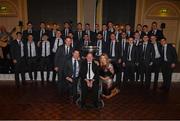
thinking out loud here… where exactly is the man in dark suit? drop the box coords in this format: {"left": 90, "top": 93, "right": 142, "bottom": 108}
{"left": 142, "top": 25, "right": 150, "bottom": 36}
{"left": 80, "top": 34, "right": 94, "bottom": 58}
{"left": 62, "top": 22, "right": 73, "bottom": 39}
{"left": 119, "top": 31, "right": 128, "bottom": 84}
{"left": 37, "top": 34, "right": 51, "bottom": 84}
{"left": 149, "top": 21, "right": 164, "bottom": 41}
{"left": 114, "top": 24, "right": 121, "bottom": 42}
{"left": 37, "top": 21, "right": 50, "bottom": 42}
{"left": 125, "top": 24, "right": 134, "bottom": 37}
{"left": 68, "top": 32, "right": 80, "bottom": 51}
{"left": 74, "top": 23, "right": 84, "bottom": 44}
{"left": 10, "top": 32, "right": 26, "bottom": 87}
{"left": 150, "top": 35, "right": 162, "bottom": 90}
{"left": 54, "top": 36, "right": 74, "bottom": 95}
{"left": 24, "top": 34, "right": 38, "bottom": 83}
{"left": 95, "top": 24, "right": 100, "bottom": 34}
{"left": 100, "top": 24, "right": 111, "bottom": 46}
{"left": 133, "top": 32, "right": 143, "bottom": 82}
{"left": 135, "top": 24, "right": 146, "bottom": 39}
{"left": 79, "top": 52, "right": 99, "bottom": 108}
{"left": 122, "top": 37, "right": 138, "bottom": 84}
{"left": 83, "top": 23, "right": 96, "bottom": 42}
{"left": 95, "top": 33, "right": 107, "bottom": 58}
{"left": 49, "top": 23, "right": 58, "bottom": 39}
{"left": 22, "top": 21, "right": 37, "bottom": 42}
{"left": 107, "top": 21, "right": 115, "bottom": 32}
{"left": 138, "top": 35, "right": 155, "bottom": 89}
{"left": 64, "top": 50, "right": 81, "bottom": 102}
{"left": 160, "top": 38, "right": 177, "bottom": 92}
{"left": 51, "top": 30, "right": 64, "bottom": 83}
{"left": 108, "top": 33, "right": 121, "bottom": 88}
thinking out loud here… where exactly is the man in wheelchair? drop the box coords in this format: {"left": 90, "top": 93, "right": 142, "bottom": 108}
{"left": 79, "top": 52, "right": 100, "bottom": 109}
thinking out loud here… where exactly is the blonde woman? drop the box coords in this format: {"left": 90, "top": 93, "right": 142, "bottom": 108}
{"left": 99, "top": 54, "right": 119, "bottom": 99}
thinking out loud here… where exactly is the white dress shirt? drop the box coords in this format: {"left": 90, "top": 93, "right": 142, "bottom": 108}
{"left": 17, "top": 39, "right": 24, "bottom": 57}
{"left": 41, "top": 41, "right": 50, "bottom": 57}
{"left": 96, "top": 40, "right": 102, "bottom": 56}
{"left": 86, "top": 62, "right": 95, "bottom": 80}
{"left": 153, "top": 43, "right": 161, "bottom": 59}
{"left": 72, "top": 58, "right": 80, "bottom": 78}
{"left": 52, "top": 38, "right": 63, "bottom": 53}
{"left": 27, "top": 41, "right": 36, "bottom": 57}
{"left": 164, "top": 44, "right": 168, "bottom": 61}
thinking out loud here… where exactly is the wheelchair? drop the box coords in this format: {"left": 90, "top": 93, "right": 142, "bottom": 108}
{"left": 76, "top": 78, "right": 105, "bottom": 108}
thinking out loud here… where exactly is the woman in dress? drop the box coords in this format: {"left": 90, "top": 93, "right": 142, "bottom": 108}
{"left": 99, "top": 53, "right": 120, "bottom": 99}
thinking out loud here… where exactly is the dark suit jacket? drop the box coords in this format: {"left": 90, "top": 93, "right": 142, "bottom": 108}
{"left": 24, "top": 41, "right": 38, "bottom": 59}
{"left": 135, "top": 31, "right": 146, "bottom": 39}
{"left": 119, "top": 39, "right": 128, "bottom": 58}
{"left": 74, "top": 30, "right": 85, "bottom": 42}
{"left": 138, "top": 42, "right": 155, "bottom": 64}
{"left": 126, "top": 31, "right": 134, "bottom": 37}
{"left": 152, "top": 42, "right": 162, "bottom": 59}
{"left": 123, "top": 44, "right": 138, "bottom": 63}
{"left": 22, "top": 29, "right": 37, "bottom": 41}
{"left": 37, "top": 29, "right": 50, "bottom": 41}
{"left": 62, "top": 29, "right": 73, "bottom": 39}
{"left": 95, "top": 40, "right": 108, "bottom": 54}
{"left": 99, "top": 30, "right": 111, "bottom": 45}
{"left": 160, "top": 44, "right": 177, "bottom": 64}
{"left": 64, "top": 58, "right": 81, "bottom": 78}
{"left": 54, "top": 45, "right": 74, "bottom": 70}
{"left": 108, "top": 41, "right": 121, "bottom": 60}
{"left": 79, "top": 59, "right": 99, "bottom": 83}
{"left": 70, "top": 38, "right": 80, "bottom": 51}
{"left": 114, "top": 31, "right": 121, "bottom": 41}
{"left": 10, "top": 40, "right": 25, "bottom": 61}
{"left": 37, "top": 41, "right": 52, "bottom": 58}
{"left": 83, "top": 30, "right": 96, "bottom": 42}
{"left": 148, "top": 29, "right": 164, "bottom": 41}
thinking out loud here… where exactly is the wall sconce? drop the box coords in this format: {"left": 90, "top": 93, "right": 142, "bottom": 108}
{"left": 0, "top": 5, "right": 7, "bottom": 12}
{"left": 160, "top": 8, "right": 168, "bottom": 15}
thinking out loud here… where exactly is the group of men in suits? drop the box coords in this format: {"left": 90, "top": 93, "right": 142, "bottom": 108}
{"left": 10, "top": 21, "right": 177, "bottom": 107}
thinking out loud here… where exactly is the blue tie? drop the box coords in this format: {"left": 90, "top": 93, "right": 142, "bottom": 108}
{"left": 73, "top": 60, "right": 77, "bottom": 78}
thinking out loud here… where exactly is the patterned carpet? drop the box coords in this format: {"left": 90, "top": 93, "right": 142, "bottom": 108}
{"left": 0, "top": 81, "right": 180, "bottom": 120}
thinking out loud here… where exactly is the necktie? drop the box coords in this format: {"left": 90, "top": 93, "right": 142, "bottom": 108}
{"left": 111, "top": 42, "right": 115, "bottom": 57}
{"left": 110, "top": 42, "right": 113, "bottom": 56}
{"left": 44, "top": 42, "right": 47, "bottom": 57}
{"left": 18, "top": 41, "right": 21, "bottom": 46}
{"left": 78, "top": 32, "right": 80, "bottom": 40}
{"left": 30, "top": 43, "right": 32, "bottom": 57}
{"left": 73, "top": 60, "right": 77, "bottom": 78}
{"left": 103, "top": 31, "right": 106, "bottom": 41}
{"left": 128, "top": 46, "right": 130, "bottom": 60}
{"left": 162, "top": 46, "right": 165, "bottom": 61}
{"left": 143, "top": 44, "right": 146, "bottom": 59}
{"left": 88, "top": 63, "right": 91, "bottom": 79}
{"left": 97, "top": 41, "right": 100, "bottom": 56}
{"left": 57, "top": 39, "right": 59, "bottom": 48}
{"left": 40, "top": 30, "right": 43, "bottom": 39}
{"left": 66, "top": 46, "right": 69, "bottom": 55}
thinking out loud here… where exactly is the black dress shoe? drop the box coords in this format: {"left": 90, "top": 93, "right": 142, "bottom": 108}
{"left": 80, "top": 104, "right": 87, "bottom": 109}
{"left": 93, "top": 102, "right": 99, "bottom": 109}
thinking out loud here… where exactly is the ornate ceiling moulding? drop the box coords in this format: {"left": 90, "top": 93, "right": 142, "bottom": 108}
{"left": 145, "top": 1, "right": 180, "bottom": 19}
{"left": 0, "top": 0, "right": 18, "bottom": 17}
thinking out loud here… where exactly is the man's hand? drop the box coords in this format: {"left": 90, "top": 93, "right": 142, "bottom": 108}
{"left": 171, "top": 63, "right": 176, "bottom": 68}
{"left": 13, "top": 59, "right": 17, "bottom": 64}
{"left": 118, "top": 59, "right": 122, "bottom": 64}
{"left": 149, "top": 62, "right": 153, "bottom": 66}
{"left": 122, "top": 62, "right": 126, "bottom": 67}
{"left": 66, "top": 77, "right": 73, "bottom": 82}
{"left": 54, "top": 67, "right": 59, "bottom": 72}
